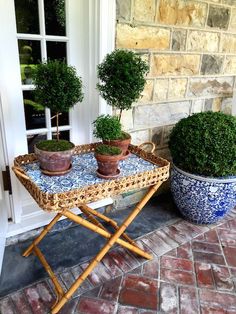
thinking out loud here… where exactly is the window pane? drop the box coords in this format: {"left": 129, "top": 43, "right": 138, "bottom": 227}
{"left": 27, "top": 134, "right": 47, "bottom": 153}
{"left": 47, "top": 41, "right": 67, "bottom": 61}
{"left": 52, "top": 130, "right": 70, "bottom": 141}
{"left": 18, "top": 40, "right": 41, "bottom": 85}
{"left": 44, "top": 0, "right": 66, "bottom": 36}
{"left": 14, "top": 0, "right": 39, "bottom": 34}
{"left": 51, "top": 112, "right": 69, "bottom": 127}
{"left": 23, "top": 91, "right": 46, "bottom": 130}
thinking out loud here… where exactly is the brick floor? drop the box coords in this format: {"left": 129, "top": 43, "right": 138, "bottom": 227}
{"left": 1, "top": 213, "right": 236, "bottom": 313}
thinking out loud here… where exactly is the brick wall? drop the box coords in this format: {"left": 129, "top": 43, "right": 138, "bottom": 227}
{"left": 116, "top": 0, "right": 236, "bottom": 160}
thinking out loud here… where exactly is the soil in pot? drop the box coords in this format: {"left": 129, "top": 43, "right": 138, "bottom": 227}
{"left": 103, "top": 132, "right": 131, "bottom": 160}
{"left": 95, "top": 145, "right": 122, "bottom": 179}
{"left": 35, "top": 140, "right": 75, "bottom": 175}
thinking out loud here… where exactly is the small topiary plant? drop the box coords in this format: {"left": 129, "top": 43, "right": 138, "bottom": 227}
{"left": 93, "top": 114, "right": 122, "bottom": 141}
{"left": 169, "top": 111, "right": 236, "bottom": 177}
{"left": 33, "top": 60, "right": 84, "bottom": 149}
{"left": 95, "top": 144, "right": 122, "bottom": 156}
{"left": 97, "top": 49, "right": 149, "bottom": 121}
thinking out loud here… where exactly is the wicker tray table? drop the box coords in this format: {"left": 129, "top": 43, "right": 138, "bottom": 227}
{"left": 13, "top": 143, "right": 170, "bottom": 313}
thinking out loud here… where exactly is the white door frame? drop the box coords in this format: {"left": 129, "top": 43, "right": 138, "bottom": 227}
{"left": 0, "top": 0, "right": 116, "bottom": 237}
{"left": 0, "top": 95, "right": 11, "bottom": 273}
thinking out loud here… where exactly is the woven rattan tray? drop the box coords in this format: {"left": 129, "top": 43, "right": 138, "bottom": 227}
{"left": 13, "top": 143, "right": 170, "bottom": 212}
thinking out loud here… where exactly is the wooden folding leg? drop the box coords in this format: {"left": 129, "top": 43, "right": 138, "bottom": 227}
{"left": 23, "top": 213, "right": 63, "bottom": 257}
{"left": 52, "top": 182, "right": 162, "bottom": 313}
{"left": 79, "top": 204, "right": 138, "bottom": 247}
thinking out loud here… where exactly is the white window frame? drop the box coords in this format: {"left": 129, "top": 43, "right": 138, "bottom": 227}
{"left": 0, "top": 0, "right": 116, "bottom": 237}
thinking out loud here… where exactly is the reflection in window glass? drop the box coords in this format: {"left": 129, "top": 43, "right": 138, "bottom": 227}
{"left": 14, "top": 0, "right": 39, "bottom": 34}
{"left": 27, "top": 134, "right": 47, "bottom": 153}
{"left": 47, "top": 41, "right": 67, "bottom": 61}
{"left": 52, "top": 130, "right": 70, "bottom": 142}
{"left": 51, "top": 112, "right": 69, "bottom": 127}
{"left": 45, "top": 0, "right": 66, "bottom": 36}
{"left": 18, "top": 40, "right": 41, "bottom": 84}
{"left": 23, "top": 91, "right": 46, "bottom": 130}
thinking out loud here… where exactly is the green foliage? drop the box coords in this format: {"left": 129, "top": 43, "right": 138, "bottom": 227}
{"left": 33, "top": 60, "right": 84, "bottom": 113}
{"left": 169, "top": 111, "right": 236, "bottom": 177}
{"left": 97, "top": 49, "right": 149, "bottom": 116}
{"left": 93, "top": 115, "right": 122, "bottom": 140}
{"left": 95, "top": 144, "right": 122, "bottom": 156}
{"left": 36, "top": 139, "right": 74, "bottom": 152}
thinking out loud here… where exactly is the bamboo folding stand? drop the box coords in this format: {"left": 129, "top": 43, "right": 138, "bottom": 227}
{"left": 13, "top": 143, "right": 169, "bottom": 313}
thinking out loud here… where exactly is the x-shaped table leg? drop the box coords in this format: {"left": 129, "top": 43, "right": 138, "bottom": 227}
{"left": 51, "top": 181, "right": 162, "bottom": 313}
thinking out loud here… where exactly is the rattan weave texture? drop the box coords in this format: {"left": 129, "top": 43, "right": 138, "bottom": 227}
{"left": 13, "top": 143, "right": 170, "bottom": 212}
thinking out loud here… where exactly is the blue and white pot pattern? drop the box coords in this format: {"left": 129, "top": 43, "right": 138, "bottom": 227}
{"left": 171, "top": 165, "right": 236, "bottom": 224}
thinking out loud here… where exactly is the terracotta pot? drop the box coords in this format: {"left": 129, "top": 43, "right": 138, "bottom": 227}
{"left": 95, "top": 151, "right": 122, "bottom": 178}
{"left": 35, "top": 144, "right": 75, "bottom": 175}
{"left": 103, "top": 132, "right": 131, "bottom": 159}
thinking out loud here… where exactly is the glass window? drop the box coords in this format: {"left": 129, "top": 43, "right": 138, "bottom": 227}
{"left": 27, "top": 134, "right": 47, "bottom": 153}
{"left": 18, "top": 40, "right": 41, "bottom": 85}
{"left": 14, "top": 0, "right": 40, "bottom": 34}
{"left": 51, "top": 112, "right": 69, "bottom": 127}
{"left": 44, "top": 0, "right": 66, "bottom": 36}
{"left": 23, "top": 91, "right": 46, "bottom": 130}
{"left": 52, "top": 130, "right": 70, "bottom": 141}
{"left": 46, "top": 41, "right": 67, "bottom": 61}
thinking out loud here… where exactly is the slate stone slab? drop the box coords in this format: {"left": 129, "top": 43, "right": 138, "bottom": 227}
{"left": 0, "top": 193, "right": 180, "bottom": 297}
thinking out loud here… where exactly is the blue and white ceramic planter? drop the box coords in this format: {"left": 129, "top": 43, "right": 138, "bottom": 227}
{"left": 171, "top": 165, "right": 236, "bottom": 224}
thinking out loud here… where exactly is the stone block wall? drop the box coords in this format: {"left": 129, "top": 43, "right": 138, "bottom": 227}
{"left": 116, "top": 0, "right": 236, "bottom": 160}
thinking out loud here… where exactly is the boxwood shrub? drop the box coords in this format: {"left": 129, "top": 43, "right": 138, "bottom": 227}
{"left": 169, "top": 111, "right": 236, "bottom": 177}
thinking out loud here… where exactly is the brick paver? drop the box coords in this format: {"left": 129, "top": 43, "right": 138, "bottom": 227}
{"left": 1, "top": 213, "right": 236, "bottom": 313}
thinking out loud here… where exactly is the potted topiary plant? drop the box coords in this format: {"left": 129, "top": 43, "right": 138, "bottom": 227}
{"left": 33, "top": 60, "right": 84, "bottom": 175}
{"left": 93, "top": 114, "right": 130, "bottom": 158}
{"left": 169, "top": 111, "right": 236, "bottom": 224}
{"left": 94, "top": 144, "right": 123, "bottom": 179}
{"left": 97, "top": 49, "right": 149, "bottom": 158}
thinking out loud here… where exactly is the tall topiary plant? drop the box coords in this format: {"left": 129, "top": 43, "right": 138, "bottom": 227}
{"left": 97, "top": 49, "right": 149, "bottom": 121}
{"left": 33, "top": 60, "right": 84, "bottom": 174}
{"left": 33, "top": 59, "right": 83, "bottom": 147}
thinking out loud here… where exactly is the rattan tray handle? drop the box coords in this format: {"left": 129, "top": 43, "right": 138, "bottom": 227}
{"left": 12, "top": 166, "right": 30, "bottom": 181}
{"left": 138, "top": 142, "right": 155, "bottom": 153}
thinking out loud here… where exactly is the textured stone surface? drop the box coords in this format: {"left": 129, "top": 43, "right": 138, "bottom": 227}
{"left": 229, "top": 8, "right": 236, "bottom": 30}
{"left": 129, "top": 129, "right": 150, "bottom": 145}
{"left": 222, "top": 0, "right": 236, "bottom": 5}
{"left": 139, "top": 80, "right": 154, "bottom": 103}
{"left": 207, "top": 5, "right": 230, "bottom": 29}
{"left": 201, "top": 55, "right": 223, "bottom": 75}
{"left": 116, "top": 0, "right": 131, "bottom": 21}
{"left": 151, "top": 54, "right": 200, "bottom": 76}
{"left": 133, "top": 0, "right": 156, "bottom": 22}
{"left": 134, "top": 101, "right": 190, "bottom": 128}
{"left": 116, "top": 24, "right": 170, "bottom": 50}
{"left": 221, "top": 98, "right": 232, "bottom": 114}
{"left": 151, "top": 127, "right": 163, "bottom": 146}
{"left": 188, "top": 77, "right": 234, "bottom": 97}
{"left": 187, "top": 30, "right": 219, "bottom": 52}
{"left": 162, "top": 125, "right": 174, "bottom": 146}
{"left": 224, "top": 56, "right": 236, "bottom": 74}
{"left": 119, "top": 109, "right": 133, "bottom": 131}
{"left": 153, "top": 79, "right": 169, "bottom": 101}
{"left": 221, "top": 34, "right": 236, "bottom": 53}
{"left": 191, "top": 99, "right": 204, "bottom": 114}
{"left": 156, "top": 0, "right": 207, "bottom": 27}
{"left": 169, "top": 78, "right": 187, "bottom": 98}
{"left": 172, "top": 29, "right": 187, "bottom": 51}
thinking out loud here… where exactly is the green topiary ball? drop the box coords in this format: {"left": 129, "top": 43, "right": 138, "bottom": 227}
{"left": 97, "top": 49, "right": 149, "bottom": 112}
{"left": 93, "top": 114, "right": 122, "bottom": 141}
{"left": 169, "top": 111, "right": 236, "bottom": 177}
{"left": 33, "top": 60, "right": 84, "bottom": 113}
